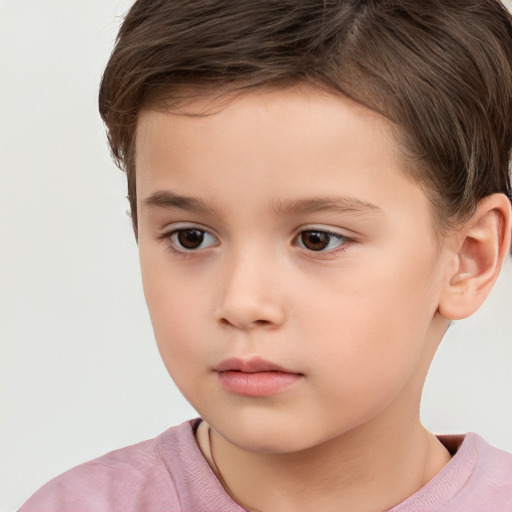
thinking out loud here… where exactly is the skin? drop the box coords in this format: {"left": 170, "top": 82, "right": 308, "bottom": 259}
{"left": 135, "top": 85, "right": 510, "bottom": 511}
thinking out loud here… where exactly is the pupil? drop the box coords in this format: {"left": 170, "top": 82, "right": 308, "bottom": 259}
{"left": 302, "top": 231, "right": 329, "bottom": 251}
{"left": 178, "top": 229, "right": 204, "bottom": 249}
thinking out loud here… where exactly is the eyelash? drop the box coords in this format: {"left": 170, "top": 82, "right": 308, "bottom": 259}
{"left": 158, "top": 227, "right": 218, "bottom": 257}
{"left": 296, "top": 230, "right": 351, "bottom": 257}
{"left": 157, "top": 226, "right": 353, "bottom": 258}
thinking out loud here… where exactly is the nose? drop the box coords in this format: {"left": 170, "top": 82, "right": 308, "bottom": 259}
{"left": 215, "top": 249, "right": 286, "bottom": 330}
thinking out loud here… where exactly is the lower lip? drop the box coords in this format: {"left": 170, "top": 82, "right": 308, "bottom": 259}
{"left": 217, "top": 371, "right": 303, "bottom": 397}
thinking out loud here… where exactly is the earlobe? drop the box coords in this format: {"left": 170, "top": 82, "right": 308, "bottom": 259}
{"left": 438, "top": 194, "right": 512, "bottom": 321}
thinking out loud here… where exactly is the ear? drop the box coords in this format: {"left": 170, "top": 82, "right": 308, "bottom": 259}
{"left": 438, "top": 193, "right": 512, "bottom": 321}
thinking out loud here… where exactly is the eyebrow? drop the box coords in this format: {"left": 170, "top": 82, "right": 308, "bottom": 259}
{"left": 143, "top": 190, "right": 383, "bottom": 217}
{"left": 143, "top": 190, "right": 217, "bottom": 214}
{"left": 270, "top": 196, "right": 384, "bottom": 217}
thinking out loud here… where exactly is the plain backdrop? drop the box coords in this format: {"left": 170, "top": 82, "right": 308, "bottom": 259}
{"left": 1, "top": 1, "right": 511, "bottom": 510}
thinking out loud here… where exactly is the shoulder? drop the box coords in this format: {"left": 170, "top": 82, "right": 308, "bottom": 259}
{"left": 393, "top": 433, "right": 512, "bottom": 512}
{"left": 19, "top": 421, "right": 198, "bottom": 512}
{"left": 437, "top": 433, "right": 512, "bottom": 510}
{"left": 465, "top": 433, "right": 512, "bottom": 489}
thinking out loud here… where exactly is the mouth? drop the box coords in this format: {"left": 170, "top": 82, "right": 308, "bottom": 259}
{"left": 213, "top": 357, "right": 304, "bottom": 397}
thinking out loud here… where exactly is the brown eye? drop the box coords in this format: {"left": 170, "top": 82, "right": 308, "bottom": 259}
{"left": 298, "top": 230, "right": 346, "bottom": 252}
{"left": 163, "top": 226, "right": 218, "bottom": 254}
{"left": 176, "top": 229, "right": 206, "bottom": 249}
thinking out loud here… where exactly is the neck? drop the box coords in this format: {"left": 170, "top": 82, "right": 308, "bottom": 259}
{"left": 199, "top": 414, "right": 451, "bottom": 512}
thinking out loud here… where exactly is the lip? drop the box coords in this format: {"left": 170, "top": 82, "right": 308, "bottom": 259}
{"left": 214, "top": 357, "right": 304, "bottom": 397}
{"left": 214, "top": 356, "right": 299, "bottom": 373}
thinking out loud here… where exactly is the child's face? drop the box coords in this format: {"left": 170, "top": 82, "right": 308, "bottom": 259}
{"left": 136, "top": 86, "right": 452, "bottom": 453}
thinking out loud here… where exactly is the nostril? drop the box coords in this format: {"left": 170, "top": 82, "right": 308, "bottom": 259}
{"left": 254, "top": 319, "right": 271, "bottom": 326}
{"left": 215, "top": 294, "right": 286, "bottom": 330}
{"left": 218, "top": 317, "right": 273, "bottom": 329}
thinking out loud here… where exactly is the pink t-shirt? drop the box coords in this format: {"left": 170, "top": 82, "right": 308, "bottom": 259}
{"left": 20, "top": 419, "right": 512, "bottom": 511}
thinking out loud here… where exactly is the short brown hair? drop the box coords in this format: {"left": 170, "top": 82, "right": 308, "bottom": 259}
{"left": 99, "top": 0, "right": 512, "bottom": 236}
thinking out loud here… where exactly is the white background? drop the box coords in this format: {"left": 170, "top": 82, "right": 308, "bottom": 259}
{"left": 1, "top": 1, "right": 511, "bottom": 510}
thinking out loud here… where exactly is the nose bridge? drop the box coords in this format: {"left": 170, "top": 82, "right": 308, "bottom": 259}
{"left": 216, "top": 242, "right": 285, "bottom": 329}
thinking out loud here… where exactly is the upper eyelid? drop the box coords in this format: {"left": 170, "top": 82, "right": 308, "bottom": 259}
{"left": 299, "top": 228, "right": 345, "bottom": 236}
{"left": 294, "top": 225, "right": 353, "bottom": 239}
{"left": 159, "top": 222, "right": 217, "bottom": 236}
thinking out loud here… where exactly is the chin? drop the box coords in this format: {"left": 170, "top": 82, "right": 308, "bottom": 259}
{"left": 206, "top": 411, "right": 333, "bottom": 455}
{"left": 223, "top": 428, "right": 310, "bottom": 454}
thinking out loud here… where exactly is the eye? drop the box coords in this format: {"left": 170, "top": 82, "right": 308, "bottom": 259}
{"left": 296, "top": 230, "right": 348, "bottom": 252}
{"left": 164, "top": 227, "right": 218, "bottom": 252}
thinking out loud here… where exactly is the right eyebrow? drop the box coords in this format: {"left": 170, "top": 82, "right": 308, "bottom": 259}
{"left": 142, "top": 190, "right": 218, "bottom": 215}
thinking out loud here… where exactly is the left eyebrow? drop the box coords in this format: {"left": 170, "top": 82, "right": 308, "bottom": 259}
{"left": 270, "top": 196, "right": 384, "bottom": 217}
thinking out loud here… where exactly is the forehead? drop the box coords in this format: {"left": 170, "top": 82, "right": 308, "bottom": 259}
{"left": 136, "top": 85, "right": 396, "bottom": 179}
{"left": 134, "top": 85, "right": 432, "bottom": 230}
{"left": 136, "top": 84, "right": 394, "bottom": 150}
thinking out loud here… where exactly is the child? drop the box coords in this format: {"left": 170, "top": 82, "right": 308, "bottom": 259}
{"left": 20, "top": 0, "right": 512, "bottom": 510}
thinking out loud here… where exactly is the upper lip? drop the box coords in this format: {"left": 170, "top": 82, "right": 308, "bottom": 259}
{"left": 214, "top": 356, "right": 301, "bottom": 374}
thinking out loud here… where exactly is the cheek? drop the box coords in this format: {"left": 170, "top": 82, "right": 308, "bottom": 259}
{"left": 139, "top": 250, "right": 212, "bottom": 379}
{"left": 303, "top": 251, "right": 440, "bottom": 404}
